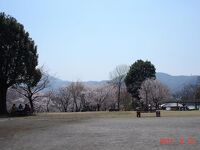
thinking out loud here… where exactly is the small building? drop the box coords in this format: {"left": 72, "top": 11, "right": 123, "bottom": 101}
{"left": 161, "top": 99, "right": 200, "bottom": 111}
{"left": 161, "top": 103, "right": 183, "bottom": 110}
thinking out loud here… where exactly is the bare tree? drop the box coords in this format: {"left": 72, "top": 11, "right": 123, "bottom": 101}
{"left": 93, "top": 86, "right": 111, "bottom": 111}
{"left": 180, "top": 84, "right": 196, "bottom": 101}
{"left": 120, "top": 88, "right": 132, "bottom": 111}
{"left": 84, "top": 84, "right": 115, "bottom": 111}
{"left": 58, "top": 87, "right": 71, "bottom": 112}
{"left": 139, "top": 78, "right": 153, "bottom": 110}
{"left": 43, "top": 90, "right": 55, "bottom": 112}
{"left": 139, "top": 78, "right": 171, "bottom": 110}
{"left": 14, "top": 69, "right": 49, "bottom": 112}
{"left": 110, "top": 64, "right": 129, "bottom": 110}
{"left": 68, "top": 81, "right": 85, "bottom": 112}
{"left": 83, "top": 88, "right": 95, "bottom": 111}
{"left": 49, "top": 87, "right": 71, "bottom": 112}
{"left": 33, "top": 93, "right": 55, "bottom": 112}
{"left": 179, "top": 83, "right": 200, "bottom": 109}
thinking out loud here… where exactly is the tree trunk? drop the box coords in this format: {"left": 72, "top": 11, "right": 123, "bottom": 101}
{"left": 73, "top": 96, "right": 78, "bottom": 112}
{"left": 132, "top": 97, "right": 135, "bottom": 110}
{"left": 28, "top": 97, "right": 34, "bottom": 112}
{"left": 72, "top": 100, "right": 74, "bottom": 112}
{"left": 155, "top": 102, "right": 158, "bottom": 110}
{"left": 46, "top": 100, "right": 50, "bottom": 112}
{"left": 97, "top": 104, "right": 100, "bottom": 111}
{"left": 145, "top": 92, "right": 149, "bottom": 111}
{"left": 195, "top": 101, "right": 197, "bottom": 110}
{"left": 0, "top": 87, "right": 8, "bottom": 115}
{"left": 75, "top": 100, "right": 78, "bottom": 112}
{"left": 117, "top": 85, "right": 121, "bottom": 110}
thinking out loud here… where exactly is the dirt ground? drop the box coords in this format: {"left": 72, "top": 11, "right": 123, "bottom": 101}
{"left": 0, "top": 111, "right": 200, "bottom": 150}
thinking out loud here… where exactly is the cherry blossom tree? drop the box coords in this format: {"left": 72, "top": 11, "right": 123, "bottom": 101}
{"left": 139, "top": 78, "right": 171, "bottom": 110}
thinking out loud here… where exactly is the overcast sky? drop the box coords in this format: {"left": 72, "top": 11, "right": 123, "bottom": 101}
{"left": 1, "top": 0, "right": 200, "bottom": 81}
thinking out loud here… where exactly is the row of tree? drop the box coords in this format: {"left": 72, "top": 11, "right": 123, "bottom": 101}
{"left": 28, "top": 60, "right": 169, "bottom": 112}
{"left": 8, "top": 63, "right": 199, "bottom": 113}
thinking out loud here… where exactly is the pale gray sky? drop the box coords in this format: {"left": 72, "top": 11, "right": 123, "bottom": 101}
{"left": 1, "top": 0, "right": 200, "bottom": 81}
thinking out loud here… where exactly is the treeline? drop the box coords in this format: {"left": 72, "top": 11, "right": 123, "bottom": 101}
{"left": 7, "top": 81, "right": 132, "bottom": 112}
{"left": 7, "top": 60, "right": 172, "bottom": 113}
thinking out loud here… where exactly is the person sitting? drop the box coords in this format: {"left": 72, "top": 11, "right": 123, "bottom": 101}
{"left": 18, "top": 104, "right": 23, "bottom": 111}
{"left": 11, "top": 104, "right": 17, "bottom": 114}
{"left": 24, "top": 104, "right": 31, "bottom": 115}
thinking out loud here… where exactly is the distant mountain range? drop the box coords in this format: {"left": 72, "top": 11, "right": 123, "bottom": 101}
{"left": 156, "top": 72, "right": 198, "bottom": 93}
{"left": 47, "top": 76, "right": 108, "bottom": 91}
{"left": 47, "top": 73, "right": 199, "bottom": 93}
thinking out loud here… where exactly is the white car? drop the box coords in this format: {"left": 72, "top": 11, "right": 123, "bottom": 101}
{"left": 187, "top": 105, "right": 196, "bottom": 110}
{"left": 166, "top": 107, "right": 171, "bottom": 111}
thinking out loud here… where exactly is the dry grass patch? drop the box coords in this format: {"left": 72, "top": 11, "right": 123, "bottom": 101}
{"left": 33, "top": 110, "right": 200, "bottom": 120}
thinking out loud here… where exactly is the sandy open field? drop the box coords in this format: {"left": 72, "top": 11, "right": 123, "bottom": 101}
{"left": 0, "top": 111, "right": 200, "bottom": 150}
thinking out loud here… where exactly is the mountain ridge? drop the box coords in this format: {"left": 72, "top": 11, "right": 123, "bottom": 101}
{"left": 156, "top": 72, "right": 198, "bottom": 92}
{"left": 47, "top": 72, "right": 199, "bottom": 93}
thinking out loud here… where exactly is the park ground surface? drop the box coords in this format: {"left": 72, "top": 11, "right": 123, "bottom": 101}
{"left": 0, "top": 111, "right": 200, "bottom": 150}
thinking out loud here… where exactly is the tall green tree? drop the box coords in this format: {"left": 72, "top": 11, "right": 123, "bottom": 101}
{"left": 125, "top": 60, "right": 156, "bottom": 108}
{"left": 0, "top": 13, "right": 38, "bottom": 115}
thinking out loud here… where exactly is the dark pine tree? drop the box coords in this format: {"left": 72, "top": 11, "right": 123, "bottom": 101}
{"left": 125, "top": 60, "right": 156, "bottom": 109}
{"left": 0, "top": 12, "right": 38, "bottom": 115}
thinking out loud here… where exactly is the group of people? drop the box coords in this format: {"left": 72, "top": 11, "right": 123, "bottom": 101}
{"left": 10, "top": 103, "right": 32, "bottom": 115}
